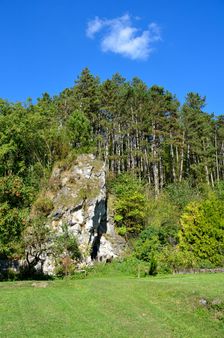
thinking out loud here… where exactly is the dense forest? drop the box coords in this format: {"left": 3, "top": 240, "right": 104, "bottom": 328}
{"left": 1, "top": 67, "right": 224, "bottom": 277}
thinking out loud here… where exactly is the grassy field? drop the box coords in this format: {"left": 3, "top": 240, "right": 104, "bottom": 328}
{"left": 0, "top": 273, "right": 224, "bottom": 337}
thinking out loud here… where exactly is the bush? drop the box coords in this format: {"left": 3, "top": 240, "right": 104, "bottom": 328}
{"left": 157, "top": 246, "right": 197, "bottom": 273}
{"left": 84, "top": 257, "right": 149, "bottom": 278}
{"left": 0, "top": 175, "right": 33, "bottom": 207}
{"left": 53, "top": 224, "right": 81, "bottom": 276}
{"left": 110, "top": 173, "right": 147, "bottom": 237}
{"left": 21, "top": 216, "right": 51, "bottom": 276}
{"left": 165, "top": 180, "right": 200, "bottom": 211}
{"left": 116, "top": 225, "right": 127, "bottom": 236}
{"left": 54, "top": 257, "right": 77, "bottom": 277}
{"left": 0, "top": 203, "right": 28, "bottom": 257}
{"left": 134, "top": 228, "right": 160, "bottom": 262}
{"left": 148, "top": 253, "right": 158, "bottom": 276}
{"left": 214, "top": 180, "right": 224, "bottom": 200}
{"left": 179, "top": 195, "right": 224, "bottom": 266}
{"left": 146, "top": 191, "right": 180, "bottom": 244}
{"left": 33, "top": 195, "right": 54, "bottom": 216}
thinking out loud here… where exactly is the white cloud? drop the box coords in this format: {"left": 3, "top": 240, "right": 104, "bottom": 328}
{"left": 86, "top": 14, "right": 161, "bottom": 61}
{"left": 86, "top": 17, "right": 104, "bottom": 39}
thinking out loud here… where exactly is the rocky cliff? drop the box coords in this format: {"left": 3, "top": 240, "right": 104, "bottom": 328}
{"left": 42, "top": 154, "right": 125, "bottom": 274}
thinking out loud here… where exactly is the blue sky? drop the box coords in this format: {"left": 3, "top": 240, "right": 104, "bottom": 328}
{"left": 0, "top": 0, "right": 223, "bottom": 115}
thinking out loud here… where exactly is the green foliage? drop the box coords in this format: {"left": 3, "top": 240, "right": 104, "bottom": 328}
{"left": 5, "top": 267, "right": 20, "bottom": 281}
{"left": 111, "top": 173, "right": 147, "bottom": 236}
{"left": 148, "top": 253, "right": 158, "bottom": 276}
{"left": 0, "top": 202, "right": 28, "bottom": 257}
{"left": 147, "top": 191, "right": 178, "bottom": 228}
{"left": 110, "top": 173, "right": 142, "bottom": 196}
{"left": 165, "top": 180, "right": 200, "bottom": 211}
{"left": 214, "top": 180, "right": 224, "bottom": 200}
{"left": 33, "top": 195, "right": 54, "bottom": 216}
{"left": 134, "top": 228, "right": 160, "bottom": 262}
{"left": 1, "top": 69, "right": 224, "bottom": 269}
{"left": 53, "top": 224, "right": 81, "bottom": 261}
{"left": 146, "top": 191, "right": 180, "bottom": 246}
{"left": 116, "top": 226, "right": 127, "bottom": 236}
{"left": 53, "top": 224, "right": 81, "bottom": 276}
{"left": 22, "top": 217, "right": 51, "bottom": 253}
{"left": 21, "top": 216, "right": 52, "bottom": 276}
{"left": 0, "top": 175, "right": 35, "bottom": 207}
{"left": 179, "top": 196, "right": 224, "bottom": 266}
{"left": 66, "top": 110, "right": 92, "bottom": 150}
{"left": 74, "top": 68, "right": 100, "bottom": 126}
{"left": 158, "top": 246, "right": 197, "bottom": 273}
{"left": 85, "top": 257, "right": 149, "bottom": 278}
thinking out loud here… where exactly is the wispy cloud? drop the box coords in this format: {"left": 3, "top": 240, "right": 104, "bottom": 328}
{"left": 86, "top": 14, "right": 161, "bottom": 61}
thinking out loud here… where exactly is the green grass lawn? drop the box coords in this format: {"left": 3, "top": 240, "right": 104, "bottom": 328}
{"left": 0, "top": 273, "right": 224, "bottom": 337}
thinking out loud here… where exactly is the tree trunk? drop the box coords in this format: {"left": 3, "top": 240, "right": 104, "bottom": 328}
{"left": 159, "top": 157, "right": 164, "bottom": 189}
{"left": 179, "top": 132, "right": 185, "bottom": 182}
{"left": 152, "top": 122, "right": 159, "bottom": 197}
{"left": 215, "top": 129, "right": 220, "bottom": 182}
{"left": 170, "top": 132, "right": 176, "bottom": 182}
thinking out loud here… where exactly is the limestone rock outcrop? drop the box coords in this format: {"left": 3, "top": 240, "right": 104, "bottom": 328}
{"left": 42, "top": 154, "right": 125, "bottom": 273}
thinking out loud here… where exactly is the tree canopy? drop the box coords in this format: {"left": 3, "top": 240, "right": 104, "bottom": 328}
{"left": 1, "top": 67, "right": 224, "bottom": 273}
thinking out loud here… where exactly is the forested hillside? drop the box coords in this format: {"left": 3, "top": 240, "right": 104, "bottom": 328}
{"left": 1, "top": 68, "right": 224, "bottom": 276}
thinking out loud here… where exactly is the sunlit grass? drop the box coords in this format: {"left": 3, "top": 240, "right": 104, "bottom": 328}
{"left": 0, "top": 273, "right": 223, "bottom": 337}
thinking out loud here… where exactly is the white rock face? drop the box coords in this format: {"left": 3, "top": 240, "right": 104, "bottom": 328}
{"left": 42, "top": 154, "right": 125, "bottom": 274}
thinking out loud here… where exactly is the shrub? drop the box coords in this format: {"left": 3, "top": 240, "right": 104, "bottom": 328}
{"left": 53, "top": 224, "right": 81, "bottom": 276}
{"left": 134, "top": 230, "right": 160, "bottom": 262}
{"left": 148, "top": 253, "right": 158, "bottom": 276}
{"left": 146, "top": 191, "right": 180, "bottom": 244}
{"left": 214, "top": 180, "right": 224, "bottom": 200}
{"left": 110, "top": 173, "right": 147, "bottom": 237}
{"left": 6, "top": 267, "right": 19, "bottom": 281}
{"left": 33, "top": 195, "right": 54, "bottom": 216}
{"left": 165, "top": 180, "right": 200, "bottom": 211}
{"left": 158, "top": 246, "right": 197, "bottom": 273}
{"left": 0, "top": 175, "right": 32, "bottom": 207}
{"left": 0, "top": 203, "right": 28, "bottom": 257}
{"left": 21, "top": 216, "right": 51, "bottom": 276}
{"left": 179, "top": 195, "right": 224, "bottom": 266}
{"left": 116, "top": 225, "right": 127, "bottom": 236}
{"left": 85, "top": 257, "right": 149, "bottom": 278}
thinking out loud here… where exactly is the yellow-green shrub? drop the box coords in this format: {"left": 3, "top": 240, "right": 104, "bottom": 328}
{"left": 179, "top": 196, "right": 224, "bottom": 266}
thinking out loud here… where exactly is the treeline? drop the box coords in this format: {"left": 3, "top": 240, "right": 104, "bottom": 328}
{"left": 64, "top": 68, "right": 224, "bottom": 196}
{"left": 0, "top": 67, "right": 224, "bottom": 262}
{"left": 1, "top": 68, "right": 224, "bottom": 192}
